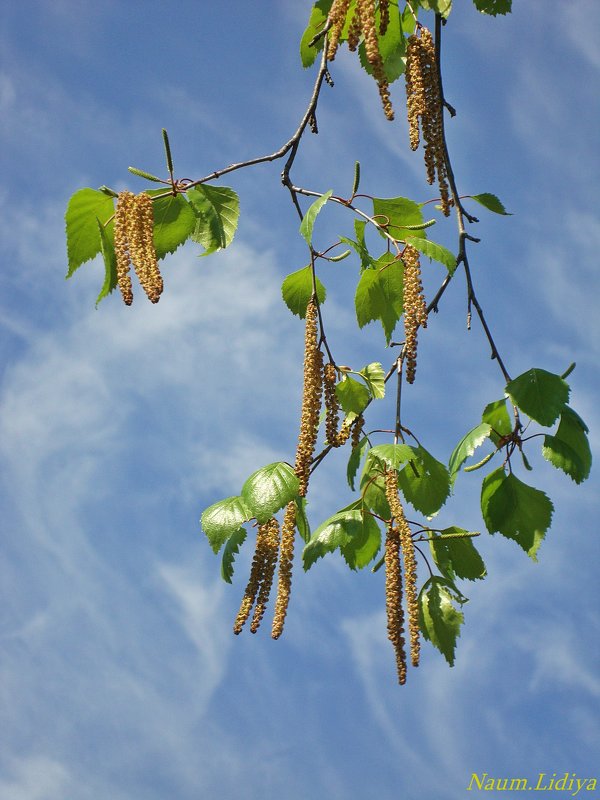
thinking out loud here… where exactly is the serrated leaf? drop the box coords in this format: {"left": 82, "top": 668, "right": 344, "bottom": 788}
{"left": 360, "top": 472, "right": 391, "bottom": 519}
{"left": 241, "top": 462, "right": 300, "bottom": 524}
{"left": 429, "top": 529, "right": 486, "bottom": 582}
{"left": 357, "top": 362, "right": 385, "bottom": 399}
{"left": 300, "top": 0, "right": 333, "bottom": 67}
{"left": 398, "top": 445, "right": 451, "bottom": 517}
{"left": 372, "top": 196, "right": 426, "bottom": 241}
{"left": 448, "top": 422, "right": 492, "bottom": 482}
{"left": 281, "top": 266, "right": 326, "bottom": 318}
{"left": 95, "top": 219, "right": 117, "bottom": 306}
{"left": 481, "top": 468, "right": 553, "bottom": 560}
{"left": 405, "top": 237, "right": 457, "bottom": 274}
{"left": 187, "top": 185, "right": 240, "bottom": 255}
{"left": 300, "top": 190, "right": 332, "bottom": 246}
{"left": 506, "top": 368, "right": 570, "bottom": 427}
{"left": 542, "top": 406, "right": 592, "bottom": 484}
{"left": 366, "top": 443, "right": 414, "bottom": 471}
{"left": 201, "top": 495, "right": 254, "bottom": 554}
{"left": 146, "top": 190, "right": 197, "bottom": 260}
{"left": 354, "top": 253, "right": 403, "bottom": 343}
{"left": 65, "top": 188, "right": 116, "bottom": 277}
{"left": 482, "top": 398, "right": 512, "bottom": 444}
{"left": 470, "top": 192, "right": 511, "bottom": 214}
{"left": 221, "top": 527, "right": 247, "bottom": 584}
{"left": 419, "top": 577, "right": 464, "bottom": 666}
{"left": 347, "top": 436, "right": 370, "bottom": 491}
{"left": 336, "top": 376, "right": 370, "bottom": 415}
{"left": 303, "top": 505, "right": 380, "bottom": 570}
{"left": 472, "top": 0, "right": 512, "bottom": 16}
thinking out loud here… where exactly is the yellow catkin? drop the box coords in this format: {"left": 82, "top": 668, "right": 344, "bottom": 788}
{"left": 295, "top": 298, "right": 324, "bottom": 497}
{"left": 385, "top": 524, "right": 407, "bottom": 685}
{"left": 250, "top": 517, "right": 280, "bottom": 633}
{"left": 351, "top": 413, "right": 365, "bottom": 449}
{"left": 133, "top": 193, "right": 163, "bottom": 303}
{"left": 113, "top": 191, "right": 164, "bottom": 305}
{"left": 326, "top": 0, "right": 352, "bottom": 60}
{"left": 114, "top": 191, "right": 135, "bottom": 306}
{"left": 384, "top": 468, "right": 420, "bottom": 669}
{"left": 402, "top": 244, "right": 428, "bottom": 384}
{"left": 405, "top": 27, "right": 450, "bottom": 215}
{"left": 271, "top": 501, "right": 297, "bottom": 639}
{"left": 357, "top": 0, "right": 394, "bottom": 120}
{"left": 233, "top": 524, "right": 270, "bottom": 634}
{"left": 379, "top": 0, "right": 390, "bottom": 36}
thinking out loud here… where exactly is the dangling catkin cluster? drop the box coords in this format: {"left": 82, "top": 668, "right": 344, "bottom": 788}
{"left": 402, "top": 244, "right": 428, "bottom": 384}
{"left": 233, "top": 517, "right": 280, "bottom": 635}
{"left": 271, "top": 501, "right": 297, "bottom": 639}
{"left": 114, "top": 191, "right": 163, "bottom": 305}
{"left": 270, "top": 297, "right": 323, "bottom": 639}
{"left": 385, "top": 524, "right": 407, "bottom": 685}
{"left": 384, "top": 468, "right": 420, "bottom": 672}
{"left": 405, "top": 27, "right": 450, "bottom": 215}
{"left": 295, "top": 298, "right": 324, "bottom": 496}
{"left": 326, "top": 0, "right": 394, "bottom": 120}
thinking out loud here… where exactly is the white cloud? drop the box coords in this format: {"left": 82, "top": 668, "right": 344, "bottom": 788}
{"left": 0, "top": 756, "right": 75, "bottom": 800}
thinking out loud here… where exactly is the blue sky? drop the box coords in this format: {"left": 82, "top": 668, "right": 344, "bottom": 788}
{"left": 1, "top": 2, "right": 599, "bottom": 798}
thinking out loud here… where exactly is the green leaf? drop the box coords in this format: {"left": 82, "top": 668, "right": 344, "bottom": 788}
{"left": 354, "top": 253, "right": 403, "bottom": 343}
{"left": 302, "top": 505, "right": 380, "bottom": 570}
{"left": 418, "top": 0, "right": 453, "bottom": 17}
{"left": 398, "top": 446, "right": 451, "bottom": 517}
{"left": 357, "top": 362, "right": 385, "bottom": 399}
{"left": 336, "top": 376, "right": 370, "bottom": 415}
{"left": 221, "top": 527, "right": 247, "bottom": 584}
{"left": 419, "top": 577, "right": 464, "bottom": 666}
{"left": 372, "top": 196, "right": 426, "bottom": 241}
{"left": 187, "top": 185, "right": 240, "bottom": 255}
{"left": 481, "top": 468, "right": 553, "bottom": 560}
{"left": 341, "top": 513, "right": 381, "bottom": 570}
{"left": 347, "top": 436, "right": 370, "bottom": 491}
{"left": 201, "top": 495, "right": 254, "bottom": 554}
{"left": 360, "top": 472, "right": 391, "bottom": 519}
{"left": 429, "top": 528, "right": 486, "bottom": 582}
{"left": 542, "top": 406, "right": 592, "bottom": 484}
{"left": 241, "top": 462, "right": 300, "bottom": 524}
{"left": 448, "top": 422, "right": 492, "bottom": 482}
{"left": 482, "top": 398, "right": 512, "bottom": 444}
{"left": 300, "top": 0, "right": 333, "bottom": 67}
{"left": 146, "top": 191, "right": 197, "bottom": 260}
{"left": 281, "top": 266, "right": 326, "bottom": 318}
{"left": 95, "top": 219, "right": 117, "bottom": 306}
{"left": 366, "top": 443, "right": 414, "bottom": 471}
{"left": 300, "top": 190, "right": 332, "bottom": 246}
{"left": 506, "top": 368, "right": 570, "bottom": 427}
{"left": 65, "top": 188, "right": 115, "bottom": 277}
{"left": 471, "top": 0, "right": 512, "bottom": 16}
{"left": 405, "top": 237, "right": 457, "bottom": 274}
{"left": 470, "top": 192, "right": 511, "bottom": 214}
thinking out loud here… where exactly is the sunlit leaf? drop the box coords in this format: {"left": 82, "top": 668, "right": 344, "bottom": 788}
{"left": 299, "top": 190, "right": 332, "bottom": 245}
{"left": 221, "top": 527, "right": 247, "bottom": 583}
{"left": 405, "top": 236, "right": 457, "bottom": 274}
{"left": 65, "top": 188, "right": 115, "bottom": 276}
{"left": 187, "top": 185, "right": 240, "bottom": 255}
{"left": 398, "top": 445, "right": 451, "bottom": 516}
{"left": 241, "top": 462, "right": 300, "bottom": 523}
{"left": 336, "top": 376, "right": 370, "bottom": 414}
{"left": 201, "top": 495, "right": 254, "bottom": 554}
{"left": 281, "top": 266, "right": 326, "bottom": 317}
{"left": 448, "top": 422, "right": 492, "bottom": 482}
{"left": 429, "top": 528, "right": 486, "bottom": 581}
